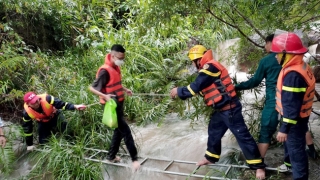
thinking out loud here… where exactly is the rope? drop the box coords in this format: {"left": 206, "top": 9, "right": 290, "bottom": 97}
{"left": 132, "top": 93, "right": 170, "bottom": 96}
{"left": 84, "top": 93, "right": 169, "bottom": 108}
{"left": 86, "top": 102, "right": 101, "bottom": 107}
{"left": 312, "top": 109, "right": 320, "bottom": 116}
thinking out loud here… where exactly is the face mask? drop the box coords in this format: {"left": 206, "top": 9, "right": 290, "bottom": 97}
{"left": 188, "top": 65, "right": 198, "bottom": 74}
{"left": 114, "top": 59, "right": 124, "bottom": 66}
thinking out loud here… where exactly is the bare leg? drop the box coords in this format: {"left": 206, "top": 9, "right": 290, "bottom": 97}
{"left": 306, "top": 131, "right": 313, "bottom": 145}
{"left": 256, "top": 168, "right": 265, "bottom": 180}
{"left": 196, "top": 158, "right": 213, "bottom": 166}
{"left": 258, "top": 143, "right": 269, "bottom": 158}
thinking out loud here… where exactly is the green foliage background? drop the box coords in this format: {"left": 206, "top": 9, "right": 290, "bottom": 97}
{"left": 0, "top": 0, "right": 319, "bottom": 179}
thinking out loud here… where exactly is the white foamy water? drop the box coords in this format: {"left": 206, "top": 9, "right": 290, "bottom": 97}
{"left": 103, "top": 114, "right": 241, "bottom": 180}
{"left": 102, "top": 67, "right": 261, "bottom": 180}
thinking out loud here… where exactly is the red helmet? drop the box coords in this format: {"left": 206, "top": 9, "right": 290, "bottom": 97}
{"left": 271, "top": 32, "right": 308, "bottom": 54}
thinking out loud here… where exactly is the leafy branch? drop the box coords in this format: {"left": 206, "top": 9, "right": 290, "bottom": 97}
{"left": 206, "top": 7, "right": 264, "bottom": 48}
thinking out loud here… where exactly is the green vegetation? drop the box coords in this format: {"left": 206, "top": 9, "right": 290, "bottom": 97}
{"left": 0, "top": 0, "right": 319, "bottom": 179}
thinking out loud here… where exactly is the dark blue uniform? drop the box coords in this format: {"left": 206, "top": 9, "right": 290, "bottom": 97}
{"left": 177, "top": 64, "right": 265, "bottom": 170}
{"left": 22, "top": 95, "right": 75, "bottom": 146}
{"left": 281, "top": 71, "right": 309, "bottom": 180}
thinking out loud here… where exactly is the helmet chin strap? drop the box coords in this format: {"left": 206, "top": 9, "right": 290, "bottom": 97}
{"left": 280, "top": 50, "right": 286, "bottom": 66}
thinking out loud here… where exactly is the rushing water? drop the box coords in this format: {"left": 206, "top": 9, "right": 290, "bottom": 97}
{"left": 3, "top": 40, "right": 320, "bottom": 179}
{"left": 3, "top": 83, "right": 320, "bottom": 180}
{"left": 103, "top": 114, "right": 242, "bottom": 180}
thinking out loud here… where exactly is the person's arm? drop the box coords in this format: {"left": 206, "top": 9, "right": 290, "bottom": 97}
{"left": 89, "top": 69, "right": 115, "bottom": 101}
{"left": 0, "top": 127, "right": 6, "bottom": 148}
{"left": 0, "top": 118, "right": 6, "bottom": 148}
{"left": 22, "top": 111, "right": 34, "bottom": 146}
{"left": 46, "top": 95, "right": 86, "bottom": 110}
{"left": 0, "top": 127, "right": 4, "bottom": 136}
{"left": 279, "top": 71, "right": 307, "bottom": 134}
{"left": 177, "top": 64, "right": 220, "bottom": 100}
{"left": 122, "top": 86, "right": 133, "bottom": 96}
{"left": 91, "top": 69, "right": 109, "bottom": 91}
{"left": 235, "top": 58, "right": 266, "bottom": 90}
{"left": 88, "top": 86, "right": 114, "bottom": 100}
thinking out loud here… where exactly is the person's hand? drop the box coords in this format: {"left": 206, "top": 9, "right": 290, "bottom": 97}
{"left": 276, "top": 132, "right": 288, "bottom": 142}
{"left": 27, "top": 145, "right": 36, "bottom": 151}
{"left": 75, "top": 104, "right": 87, "bottom": 110}
{"left": 132, "top": 161, "right": 140, "bottom": 172}
{"left": 103, "top": 94, "right": 116, "bottom": 102}
{"left": 124, "top": 88, "right": 133, "bottom": 96}
{"left": 0, "top": 135, "right": 6, "bottom": 148}
{"left": 170, "top": 88, "right": 178, "bottom": 99}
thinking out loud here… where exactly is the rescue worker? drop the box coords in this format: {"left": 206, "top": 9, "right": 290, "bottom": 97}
{"left": 0, "top": 117, "right": 6, "bottom": 148}
{"left": 170, "top": 45, "right": 266, "bottom": 179}
{"left": 22, "top": 92, "right": 86, "bottom": 151}
{"left": 272, "top": 32, "right": 315, "bottom": 180}
{"left": 89, "top": 44, "right": 140, "bottom": 171}
{"left": 235, "top": 34, "right": 281, "bottom": 163}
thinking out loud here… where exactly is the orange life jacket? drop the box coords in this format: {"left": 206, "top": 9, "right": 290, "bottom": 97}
{"left": 276, "top": 55, "right": 315, "bottom": 118}
{"left": 96, "top": 54, "right": 124, "bottom": 104}
{"left": 201, "top": 60, "right": 237, "bottom": 106}
{"left": 199, "top": 49, "right": 214, "bottom": 68}
{"left": 24, "top": 94, "right": 56, "bottom": 122}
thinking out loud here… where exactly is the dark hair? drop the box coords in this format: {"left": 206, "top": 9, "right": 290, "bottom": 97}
{"left": 111, "top": 44, "right": 125, "bottom": 53}
{"left": 265, "top": 34, "right": 274, "bottom": 43}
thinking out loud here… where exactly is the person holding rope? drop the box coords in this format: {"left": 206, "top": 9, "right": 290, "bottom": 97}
{"left": 89, "top": 44, "right": 140, "bottom": 171}
{"left": 22, "top": 92, "right": 86, "bottom": 151}
{"left": 170, "top": 45, "right": 266, "bottom": 179}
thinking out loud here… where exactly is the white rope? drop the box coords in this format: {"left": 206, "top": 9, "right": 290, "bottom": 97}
{"left": 86, "top": 102, "right": 101, "bottom": 107}
{"left": 132, "top": 93, "right": 170, "bottom": 96}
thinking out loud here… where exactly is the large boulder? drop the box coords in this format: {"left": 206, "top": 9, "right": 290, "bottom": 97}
{"left": 305, "top": 44, "right": 320, "bottom": 82}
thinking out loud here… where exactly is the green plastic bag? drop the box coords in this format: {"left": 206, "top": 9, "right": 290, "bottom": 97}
{"left": 102, "top": 99, "right": 118, "bottom": 128}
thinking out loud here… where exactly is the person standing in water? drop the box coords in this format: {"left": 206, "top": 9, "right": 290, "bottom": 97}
{"left": 89, "top": 44, "right": 140, "bottom": 171}
{"left": 235, "top": 34, "right": 281, "bottom": 163}
{"left": 170, "top": 45, "right": 266, "bottom": 179}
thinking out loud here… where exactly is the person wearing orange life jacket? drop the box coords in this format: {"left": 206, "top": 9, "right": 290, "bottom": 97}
{"left": 271, "top": 32, "right": 315, "bottom": 180}
{"left": 170, "top": 45, "right": 266, "bottom": 180}
{"left": 89, "top": 44, "right": 140, "bottom": 172}
{"left": 22, "top": 92, "right": 86, "bottom": 151}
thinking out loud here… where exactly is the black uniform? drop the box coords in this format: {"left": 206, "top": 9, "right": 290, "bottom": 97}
{"left": 22, "top": 95, "right": 75, "bottom": 145}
